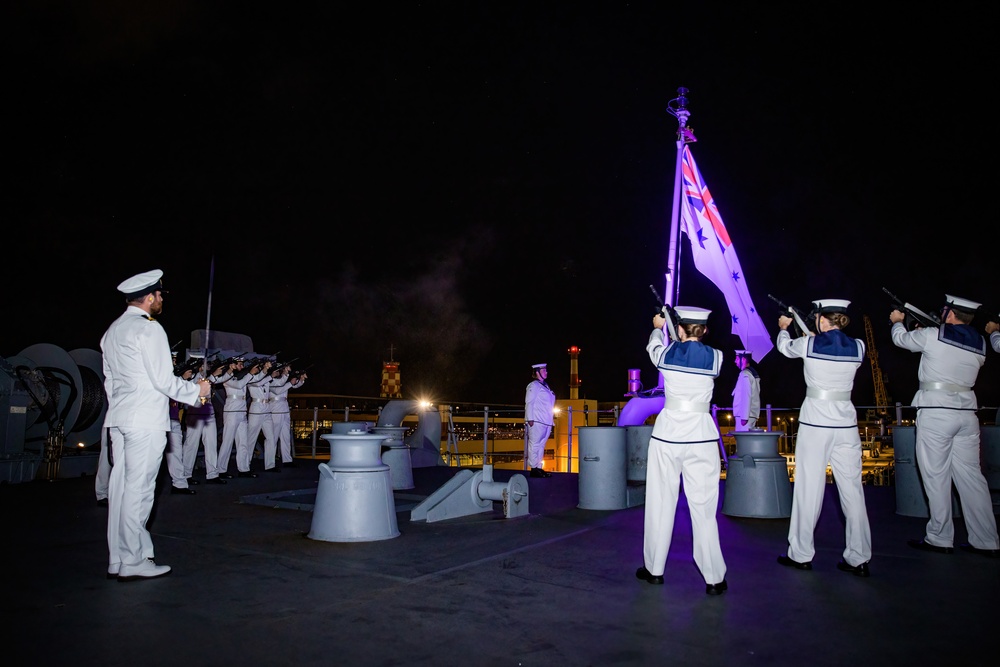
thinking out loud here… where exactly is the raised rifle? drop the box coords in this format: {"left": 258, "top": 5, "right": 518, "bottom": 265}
{"left": 173, "top": 356, "right": 204, "bottom": 377}
{"left": 648, "top": 284, "right": 680, "bottom": 342}
{"left": 208, "top": 351, "right": 249, "bottom": 375}
{"left": 883, "top": 287, "right": 940, "bottom": 330}
{"left": 767, "top": 294, "right": 812, "bottom": 337}
{"left": 270, "top": 358, "right": 299, "bottom": 375}
{"left": 289, "top": 364, "right": 313, "bottom": 380}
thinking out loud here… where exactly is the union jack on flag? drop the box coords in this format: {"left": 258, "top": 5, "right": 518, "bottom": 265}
{"left": 679, "top": 145, "right": 773, "bottom": 361}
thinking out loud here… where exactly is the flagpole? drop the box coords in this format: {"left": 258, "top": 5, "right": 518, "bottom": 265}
{"left": 665, "top": 87, "right": 695, "bottom": 306}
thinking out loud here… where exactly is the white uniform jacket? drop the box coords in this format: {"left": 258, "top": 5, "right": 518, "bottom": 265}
{"left": 101, "top": 305, "right": 201, "bottom": 430}
{"left": 891, "top": 323, "right": 985, "bottom": 410}
{"left": 646, "top": 329, "right": 722, "bottom": 444}
{"left": 777, "top": 329, "right": 864, "bottom": 427}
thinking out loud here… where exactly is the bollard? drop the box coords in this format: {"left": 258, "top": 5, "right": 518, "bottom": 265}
{"left": 577, "top": 426, "right": 627, "bottom": 510}
{"left": 722, "top": 431, "right": 791, "bottom": 518}
{"left": 981, "top": 426, "right": 1000, "bottom": 511}
{"left": 307, "top": 431, "right": 399, "bottom": 542}
{"left": 892, "top": 425, "right": 961, "bottom": 518}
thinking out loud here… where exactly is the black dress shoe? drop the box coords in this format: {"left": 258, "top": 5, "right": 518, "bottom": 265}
{"left": 907, "top": 538, "right": 953, "bottom": 554}
{"left": 777, "top": 554, "right": 812, "bottom": 570}
{"left": 530, "top": 468, "right": 552, "bottom": 478}
{"left": 836, "top": 560, "right": 870, "bottom": 577}
{"left": 959, "top": 543, "right": 1000, "bottom": 558}
{"left": 264, "top": 467, "right": 281, "bottom": 473}
{"left": 96, "top": 498, "right": 109, "bottom": 507}
{"left": 635, "top": 566, "right": 664, "bottom": 585}
{"left": 706, "top": 580, "right": 728, "bottom": 595}
{"left": 237, "top": 471, "right": 258, "bottom": 478}
{"left": 204, "top": 477, "right": 227, "bottom": 485}
{"left": 171, "top": 486, "right": 196, "bottom": 495}
{"left": 220, "top": 473, "right": 235, "bottom": 479}
{"left": 187, "top": 479, "right": 200, "bottom": 486}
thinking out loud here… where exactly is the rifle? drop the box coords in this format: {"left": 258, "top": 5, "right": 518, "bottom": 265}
{"left": 208, "top": 351, "right": 249, "bottom": 375}
{"left": 767, "top": 294, "right": 813, "bottom": 337}
{"left": 173, "top": 356, "right": 204, "bottom": 377}
{"left": 883, "top": 287, "right": 940, "bottom": 330}
{"left": 648, "top": 284, "right": 680, "bottom": 342}
{"left": 289, "top": 364, "right": 313, "bottom": 380}
{"left": 270, "top": 358, "right": 299, "bottom": 375}
{"left": 236, "top": 353, "right": 278, "bottom": 378}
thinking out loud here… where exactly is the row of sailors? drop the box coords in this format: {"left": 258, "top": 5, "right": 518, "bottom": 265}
{"left": 167, "top": 357, "right": 308, "bottom": 493}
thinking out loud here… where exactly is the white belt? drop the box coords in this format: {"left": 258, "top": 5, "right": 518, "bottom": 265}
{"left": 919, "top": 382, "right": 972, "bottom": 392}
{"left": 664, "top": 398, "right": 710, "bottom": 413}
{"left": 252, "top": 398, "right": 269, "bottom": 403}
{"left": 806, "top": 388, "right": 851, "bottom": 401}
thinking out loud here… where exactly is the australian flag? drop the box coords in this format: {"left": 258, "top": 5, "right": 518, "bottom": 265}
{"left": 680, "top": 145, "right": 773, "bottom": 361}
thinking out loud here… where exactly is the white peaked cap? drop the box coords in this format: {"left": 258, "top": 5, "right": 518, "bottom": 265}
{"left": 812, "top": 299, "right": 850, "bottom": 313}
{"left": 674, "top": 307, "right": 711, "bottom": 324}
{"left": 735, "top": 350, "right": 752, "bottom": 360}
{"left": 945, "top": 294, "right": 981, "bottom": 313}
{"left": 531, "top": 363, "right": 547, "bottom": 369}
{"left": 117, "top": 269, "right": 164, "bottom": 298}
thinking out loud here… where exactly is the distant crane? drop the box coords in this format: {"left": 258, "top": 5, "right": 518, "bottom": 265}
{"left": 863, "top": 315, "right": 890, "bottom": 416}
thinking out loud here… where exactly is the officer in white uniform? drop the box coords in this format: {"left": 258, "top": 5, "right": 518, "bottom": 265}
{"left": 524, "top": 362, "right": 556, "bottom": 477}
{"left": 267, "top": 365, "right": 307, "bottom": 469}
{"left": 732, "top": 350, "right": 761, "bottom": 431}
{"left": 100, "top": 269, "right": 209, "bottom": 581}
{"left": 892, "top": 295, "right": 999, "bottom": 558}
{"left": 636, "top": 306, "right": 728, "bottom": 595}
{"left": 776, "top": 299, "right": 872, "bottom": 576}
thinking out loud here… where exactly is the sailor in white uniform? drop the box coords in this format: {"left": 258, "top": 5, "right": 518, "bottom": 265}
{"left": 267, "top": 365, "right": 307, "bottom": 468}
{"left": 524, "top": 362, "right": 556, "bottom": 477}
{"left": 636, "top": 306, "right": 728, "bottom": 595}
{"left": 892, "top": 295, "right": 999, "bottom": 558}
{"left": 732, "top": 350, "right": 761, "bottom": 431}
{"left": 182, "top": 361, "right": 230, "bottom": 484}
{"left": 100, "top": 269, "right": 209, "bottom": 581}
{"left": 218, "top": 357, "right": 257, "bottom": 479}
{"left": 245, "top": 362, "right": 278, "bottom": 473}
{"left": 165, "top": 368, "right": 196, "bottom": 494}
{"left": 776, "top": 299, "right": 872, "bottom": 576}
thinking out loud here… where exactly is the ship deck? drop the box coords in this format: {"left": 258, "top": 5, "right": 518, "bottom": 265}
{"left": 5, "top": 460, "right": 998, "bottom": 667}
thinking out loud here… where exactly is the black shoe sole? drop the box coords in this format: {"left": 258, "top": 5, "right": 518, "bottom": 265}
{"left": 836, "top": 560, "right": 870, "bottom": 577}
{"left": 635, "top": 567, "right": 664, "bottom": 585}
{"left": 777, "top": 555, "right": 812, "bottom": 570}
{"left": 908, "top": 539, "right": 953, "bottom": 554}
{"left": 706, "top": 581, "right": 728, "bottom": 595}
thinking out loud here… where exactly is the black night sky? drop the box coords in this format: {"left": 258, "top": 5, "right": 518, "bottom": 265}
{"left": 4, "top": 3, "right": 997, "bottom": 411}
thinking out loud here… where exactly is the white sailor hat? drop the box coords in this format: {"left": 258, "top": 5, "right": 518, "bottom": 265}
{"left": 117, "top": 269, "right": 164, "bottom": 300}
{"left": 811, "top": 299, "right": 850, "bottom": 314}
{"left": 674, "top": 306, "right": 711, "bottom": 324}
{"left": 735, "top": 350, "right": 752, "bottom": 360}
{"left": 531, "top": 362, "right": 547, "bottom": 369}
{"left": 945, "top": 294, "right": 981, "bottom": 314}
